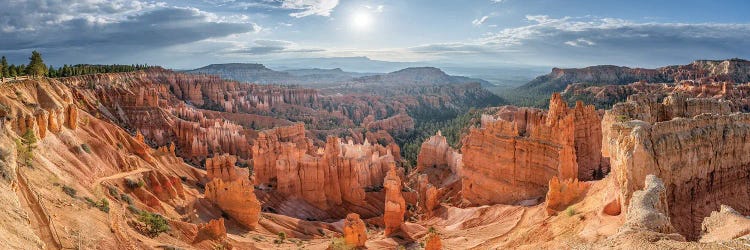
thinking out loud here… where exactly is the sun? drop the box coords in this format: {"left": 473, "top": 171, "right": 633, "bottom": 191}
{"left": 351, "top": 11, "right": 373, "bottom": 31}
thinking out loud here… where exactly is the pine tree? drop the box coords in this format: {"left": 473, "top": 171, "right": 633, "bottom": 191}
{"left": 16, "top": 129, "right": 38, "bottom": 167}
{"left": 9, "top": 65, "right": 17, "bottom": 77}
{"left": 0, "top": 56, "right": 7, "bottom": 77}
{"left": 26, "top": 51, "right": 48, "bottom": 77}
{"left": 48, "top": 65, "right": 56, "bottom": 77}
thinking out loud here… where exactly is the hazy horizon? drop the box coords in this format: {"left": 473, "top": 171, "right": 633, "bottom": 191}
{"left": 2, "top": 0, "right": 750, "bottom": 70}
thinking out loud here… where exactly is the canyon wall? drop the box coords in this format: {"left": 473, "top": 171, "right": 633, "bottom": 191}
{"left": 252, "top": 124, "right": 401, "bottom": 218}
{"left": 605, "top": 94, "right": 750, "bottom": 240}
{"left": 460, "top": 94, "right": 604, "bottom": 205}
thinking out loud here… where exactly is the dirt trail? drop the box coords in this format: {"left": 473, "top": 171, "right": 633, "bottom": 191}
{"left": 15, "top": 171, "right": 62, "bottom": 250}
{"left": 91, "top": 168, "right": 151, "bottom": 189}
{"left": 108, "top": 201, "right": 140, "bottom": 250}
{"left": 93, "top": 168, "right": 151, "bottom": 249}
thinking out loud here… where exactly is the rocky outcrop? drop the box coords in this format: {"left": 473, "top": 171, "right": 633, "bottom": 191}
{"left": 545, "top": 177, "right": 590, "bottom": 215}
{"left": 424, "top": 233, "right": 442, "bottom": 250}
{"left": 343, "top": 213, "right": 367, "bottom": 247}
{"left": 521, "top": 58, "right": 750, "bottom": 94}
{"left": 194, "top": 218, "right": 227, "bottom": 243}
{"left": 606, "top": 95, "right": 750, "bottom": 240}
{"left": 619, "top": 175, "right": 677, "bottom": 235}
{"left": 383, "top": 166, "right": 406, "bottom": 236}
{"left": 251, "top": 123, "right": 311, "bottom": 186}
{"left": 699, "top": 205, "right": 750, "bottom": 242}
{"left": 416, "top": 131, "right": 462, "bottom": 175}
{"left": 145, "top": 171, "right": 185, "bottom": 204}
{"left": 205, "top": 154, "right": 247, "bottom": 182}
{"left": 364, "top": 112, "right": 415, "bottom": 136}
{"left": 460, "top": 93, "right": 604, "bottom": 205}
{"left": 252, "top": 124, "right": 401, "bottom": 218}
{"left": 205, "top": 178, "right": 261, "bottom": 229}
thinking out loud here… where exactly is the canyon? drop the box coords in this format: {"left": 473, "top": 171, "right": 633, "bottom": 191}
{"left": 0, "top": 59, "right": 748, "bottom": 249}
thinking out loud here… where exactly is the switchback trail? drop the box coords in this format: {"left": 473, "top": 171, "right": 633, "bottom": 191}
{"left": 15, "top": 170, "right": 62, "bottom": 250}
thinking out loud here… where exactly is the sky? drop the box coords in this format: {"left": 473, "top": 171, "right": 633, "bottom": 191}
{"left": 1, "top": 0, "right": 750, "bottom": 70}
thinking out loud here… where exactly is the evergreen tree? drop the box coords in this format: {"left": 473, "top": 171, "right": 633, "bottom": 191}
{"left": 9, "top": 65, "right": 17, "bottom": 77}
{"left": 48, "top": 65, "right": 56, "bottom": 77}
{"left": 0, "top": 56, "right": 7, "bottom": 77}
{"left": 16, "top": 129, "right": 38, "bottom": 167}
{"left": 26, "top": 51, "right": 48, "bottom": 77}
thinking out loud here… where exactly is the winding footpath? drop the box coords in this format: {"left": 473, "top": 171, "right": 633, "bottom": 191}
{"left": 15, "top": 170, "right": 62, "bottom": 250}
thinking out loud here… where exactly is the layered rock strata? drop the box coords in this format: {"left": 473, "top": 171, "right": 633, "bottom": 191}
{"left": 460, "top": 93, "right": 604, "bottom": 205}
{"left": 605, "top": 94, "right": 750, "bottom": 240}
{"left": 545, "top": 177, "right": 590, "bottom": 215}
{"left": 383, "top": 166, "right": 406, "bottom": 236}
{"left": 252, "top": 124, "right": 401, "bottom": 216}
{"left": 205, "top": 178, "right": 261, "bottom": 229}
{"left": 343, "top": 213, "right": 367, "bottom": 247}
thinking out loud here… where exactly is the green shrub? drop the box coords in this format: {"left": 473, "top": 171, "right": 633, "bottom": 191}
{"left": 273, "top": 231, "right": 287, "bottom": 244}
{"left": 328, "top": 237, "right": 353, "bottom": 250}
{"left": 124, "top": 178, "right": 144, "bottom": 189}
{"left": 62, "top": 185, "right": 77, "bottom": 198}
{"left": 616, "top": 115, "right": 630, "bottom": 122}
{"left": 137, "top": 211, "right": 170, "bottom": 237}
{"left": 16, "top": 130, "right": 37, "bottom": 167}
{"left": 565, "top": 206, "right": 576, "bottom": 217}
{"left": 108, "top": 186, "right": 119, "bottom": 198}
{"left": 98, "top": 198, "right": 110, "bottom": 213}
{"left": 85, "top": 197, "right": 110, "bottom": 213}
{"left": 121, "top": 193, "right": 134, "bottom": 205}
{"left": 80, "top": 143, "right": 91, "bottom": 154}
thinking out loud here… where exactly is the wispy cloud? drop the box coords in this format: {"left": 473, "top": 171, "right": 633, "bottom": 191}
{"left": 410, "top": 15, "right": 750, "bottom": 66}
{"left": 280, "top": 0, "right": 340, "bottom": 18}
{"left": 472, "top": 16, "right": 490, "bottom": 26}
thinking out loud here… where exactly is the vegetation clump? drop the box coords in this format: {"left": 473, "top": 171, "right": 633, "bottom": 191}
{"left": 328, "top": 237, "right": 354, "bottom": 250}
{"left": 121, "top": 193, "right": 134, "bottom": 205}
{"left": 124, "top": 178, "right": 145, "bottom": 189}
{"left": 85, "top": 197, "right": 110, "bottom": 213}
{"left": 135, "top": 210, "right": 170, "bottom": 237}
{"left": 273, "top": 231, "right": 287, "bottom": 244}
{"left": 80, "top": 144, "right": 92, "bottom": 154}
{"left": 107, "top": 185, "right": 119, "bottom": 198}
{"left": 16, "top": 129, "right": 37, "bottom": 167}
{"left": 62, "top": 185, "right": 77, "bottom": 198}
{"left": 399, "top": 108, "right": 486, "bottom": 170}
{"left": 565, "top": 206, "right": 577, "bottom": 217}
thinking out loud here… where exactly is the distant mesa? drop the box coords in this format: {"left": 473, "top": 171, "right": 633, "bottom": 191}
{"left": 519, "top": 58, "right": 750, "bottom": 95}
{"left": 185, "top": 63, "right": 494, "bottom": 88}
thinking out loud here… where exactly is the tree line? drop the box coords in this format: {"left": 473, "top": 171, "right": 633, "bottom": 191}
{"left": 1, "top": 51, "right": 153, "bottom": 79}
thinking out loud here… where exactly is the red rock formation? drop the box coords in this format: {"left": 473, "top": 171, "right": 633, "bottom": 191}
{"left": 194, "top": 218, "right": 227, "bottom": 243}
{"left": 252, "top": 124, "right": 399, "bottom": 218}
{"left": 252, "top": 123, "right": 311, "bottom": 186}
{"left": 343, "top": 213, "right": 367, "bottom": 247}
{"left": 383, "top": 166, "right": 406, "bottom": 236}
{"left": 205, "top": 154, "right": 247, "bottom": 182}
{"left": 35, "top": 110, "right": 48, "bottom": 139}
{"left": 416, "top": 131, "right": 462, "bottom": 175}
{"left": 364, "top": 112, "right": 415, "bottom": 135}
{"left": 545, "top": 177, "right": 590, "bottom": 215}
{"left": 205, "top": 178, "right": 261, "bottom": 229}
{"left": 602, "top": 197, "right": 622, "bottom": 216}
{"left": 606, "top": 95, "right": 750, "bottom": 240}
{"left": 424, "top": 233, "right": 442, "bottom": 250}
{"left": 461, "top": 93, "right": 602, "bottom": 205}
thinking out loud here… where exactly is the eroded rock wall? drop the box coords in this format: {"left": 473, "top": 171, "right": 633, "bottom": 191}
{"left": 460, "top": 93, "right": 603, "bottom": 205}
{"left": 606, "top": 94, "right": 750, "bottom": 240}
{"left": 252, "top": 124, "right": 400, "bottom": 216}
